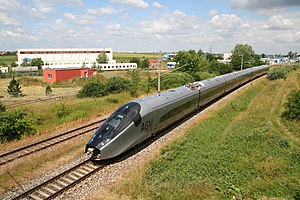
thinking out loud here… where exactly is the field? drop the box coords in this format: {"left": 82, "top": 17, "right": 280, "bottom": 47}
{"left": 0, "top": 55, "right": 17, "bottom": 65}
{"left": 110, "top": 69, "right": 300, "bottom": 199}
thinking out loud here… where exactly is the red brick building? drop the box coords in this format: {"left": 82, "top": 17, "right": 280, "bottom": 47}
{"left": 43, "top": 68, "right": 97, "bottom": 83}
{"left": 149, "top": 59, "right": 159, "bottom": 68}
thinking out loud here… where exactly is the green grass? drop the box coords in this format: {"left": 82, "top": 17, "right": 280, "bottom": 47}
{"left": 113, "top": 70, "right": 300, "bottom": 199}
{"left": 23, "top": 92, "right": 136, "bottom": 134}
{"left": 0, "top": 55, "right": 17, "bottom": 64}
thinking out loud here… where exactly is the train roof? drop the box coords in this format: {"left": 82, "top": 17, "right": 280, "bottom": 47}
{"left": 134, "top": 85, "right": 198, "bottom": 109}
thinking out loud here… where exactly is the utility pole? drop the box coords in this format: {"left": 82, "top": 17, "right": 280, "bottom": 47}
{"left": 158, "top": 51, "right": 161, "bottom": 94}
{"left": 241, "top": 54, "right": 243, "bottom": 70}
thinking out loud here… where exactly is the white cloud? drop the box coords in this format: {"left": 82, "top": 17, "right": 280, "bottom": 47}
{"left": 110, "top": 0, "right": 148, "bottom": 8}
{"left": 142, "top": 10, "right": 202, "bottom": 35}
{"left": 59, "top": 0, "right": 84, "bottom": 6}
{"left": 63, "top": 12, "right": 98, "bottom": 25}
{"left": 275, "top": 31, "right": 300, "bottom": 43}
{"left": 0, "top": 30, "right": 38, "bottom": 41}
{"left": 88, "top": 6, "right": 118, "bottom": 15}
{"left": 262, "top": 15, "right": 294, "bottom": 30}
{"left": 153, "top": 2, "right": 162, "bottom": 8}
{"left": 209, "top": 10, "right": 218, "bottom": 17}
{"left": 105, "top": 23, "right": 121, "bottom": 31}
{"left": 0, "top": 12, "right": 20, "bottom": 26}
{"left": 211, "top": 14, "right": 242, "bottom": 29}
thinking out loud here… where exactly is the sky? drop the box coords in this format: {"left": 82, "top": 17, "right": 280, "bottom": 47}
{"left": 1, "top": 0, "right": 300, "bottom": 54}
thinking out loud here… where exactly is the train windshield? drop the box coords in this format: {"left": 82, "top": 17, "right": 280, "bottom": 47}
{"left": 87, "top": 102, "right": 141, "bottom": 149}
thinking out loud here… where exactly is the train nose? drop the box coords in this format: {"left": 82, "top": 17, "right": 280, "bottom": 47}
{"left": 86, "top": 145, "right": 101, "bottom": 160}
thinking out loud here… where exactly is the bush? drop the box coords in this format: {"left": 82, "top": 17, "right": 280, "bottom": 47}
{"left": 152, "top": 72, "right": 194, "bottom": 90}
{"left": 45, "top": 85, "right": 52, "bottom": 96}
{"left": 267, "top": 65, "right": 299, "bottom": 81}
{"left": 0, "top": 101, "right": 5, "bottom": 112}
{"left": 194, "top": 71, "right": 216, "bottom": 81}
{"left": 7, "top": 77, "right": 23, "bottom": 97}
{"left": 0, "top": 109, "right": 37, "bottom": 143}
{"left": 77, "top": 80, "right": 108, "bottom": 98}
{"left": 106, "top": 97, "right": 119, "bottom": 103}
{"left": 282, "top": 90, "right": 300, "bottom": 120}
{"left": 56, "top": 103, "right": 70, "bottom": 118}
{"left": 106, "top": 77, "right": 130, "bottom": 94}
{"left": 267, "top": 68, "right": 288, "bottom": 80}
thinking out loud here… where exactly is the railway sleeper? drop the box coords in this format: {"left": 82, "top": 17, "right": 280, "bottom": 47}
{"left": 48, "top": 183, "right": 61, "bottom": 191}
{"left": 77, "top": 169, "right": 89, "bottom": 175}
{"left": 42, "top": 186, "right": 56, "bottom": 194}
{"left": 28, "top": 193, "right": 43, "bottom": 200}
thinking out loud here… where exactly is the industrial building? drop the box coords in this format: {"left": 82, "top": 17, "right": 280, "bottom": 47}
{"left": 17, "top": 48, "right": 113, "bottom": 68}
{"left": 17, "top": 48, "right": 138, "bottom": 71}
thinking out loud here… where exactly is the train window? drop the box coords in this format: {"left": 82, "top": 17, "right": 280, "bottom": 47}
{"left": 108, "top": 114, "right": 124, "bottom": 128}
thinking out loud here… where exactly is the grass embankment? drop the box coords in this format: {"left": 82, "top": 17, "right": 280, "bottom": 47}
{"left": 112, "top": 70, "right": 300, "bottom": 199}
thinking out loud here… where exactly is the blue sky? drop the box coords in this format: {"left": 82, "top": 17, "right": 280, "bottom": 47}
{"left": 1, "top": 0, "right": 300, "bottom": 54}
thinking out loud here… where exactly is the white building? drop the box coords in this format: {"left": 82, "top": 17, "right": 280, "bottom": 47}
{"left": 17, "top": 48, "right": 114, "bottom": 68}
{"left": 218, "top": 52, "right": 232, "bottom": 64}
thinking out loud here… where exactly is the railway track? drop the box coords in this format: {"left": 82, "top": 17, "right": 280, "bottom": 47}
{"left": 0, "top": 118, "right": 106, "bottom": 166}
{"left": 12, "top": 159, "right": 103, "bottom": 200}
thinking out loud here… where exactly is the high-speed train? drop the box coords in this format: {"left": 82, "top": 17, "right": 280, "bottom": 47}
{"left": 86, "top": 65, "right": 269, "bottom": 160}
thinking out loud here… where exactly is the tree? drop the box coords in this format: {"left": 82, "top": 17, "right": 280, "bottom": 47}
{"left": 140, "top": 58, "right": 149, "bottom": 68}
{"left": 45, "top": 85, "right": 52, "bottom": 96}
{"left": 106, "top": 77, "right": 130, "bottom": 93}
{"left": 10, "top": 62, "right": 17, "bottom": 68}
{"left": 129, "top": 58, "right": 140, "bottom": 66}
{"left": 127, "top": 69, "right": 140, "bottom": 97}
{"left": 21, "top": 58, "right": 30, "bottom": 66}
{"left": 77, "top": 81, "right": 107, "bottom": 98}
{"left": 30, "top": 58, "right": 43, "bottom": 69}
{"left": 174, "top": 50, "right": 201, "bottom": 77}
{"left": 0, "top": 109, "right": 37, "bottom": 143}
{"left": 230, "top": 44, "right": 255, "bottom": 70}
{"left": 96, "top": 52, "right": 108, "bottom": 64}
{"left": 7, "top": 77, "right": 22, "bottom": 97}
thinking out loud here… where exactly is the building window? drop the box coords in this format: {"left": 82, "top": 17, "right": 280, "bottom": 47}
{"left": 48, "top": 74, "right": 52, "bottom": 79}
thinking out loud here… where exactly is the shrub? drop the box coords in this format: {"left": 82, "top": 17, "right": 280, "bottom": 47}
{"left": 7, "top": 77, "right": 23, "bottom": 97}
{"left": 282, "top": 90, "right": 300, "bottom": 120}
{"left": 106, "top": 97, "right": 119, "bottom": 104}
{"left": 127, "top": 69, "right": 141, "bottom": 97}
{"left": 194, "top": 71, "right": 216, "bottom": 81}
{"left": 267, "top": 65, "right": 299, "bottom": 81}
{"left": 77, "top": 80, "right": 108, "bottom": 98}
{"left": 45, "top": 85, "right": 52, "bottom": 96}
{"left": 267, "top": 68, "right": 288, "bottom": 80}
{"left": 0, "top": 101, "right": 5, "bottom": 112}
{"left": 56, "top": 103, "right": 70, "bottom": 118}
{"left": 152, "top": 72, "right": 194, "bottom": 90}
{"left": 0, "top": 109, "right": 37, "bottom": 143}
{"left": 106, "top": 77, "right": 130, "bottom": 94}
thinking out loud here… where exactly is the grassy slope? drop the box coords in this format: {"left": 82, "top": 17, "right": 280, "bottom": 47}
{"left": 113, "top": 70, "right": 300, "bottom": 199}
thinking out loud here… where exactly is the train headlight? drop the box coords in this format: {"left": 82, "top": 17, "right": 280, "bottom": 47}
{"left": 87, "top": 148, "right": 94, "bottom": 155}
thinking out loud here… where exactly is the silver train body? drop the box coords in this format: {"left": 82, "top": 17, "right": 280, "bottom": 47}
{"left": 86, "top": 65, "right": 269, "bottom": 160}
